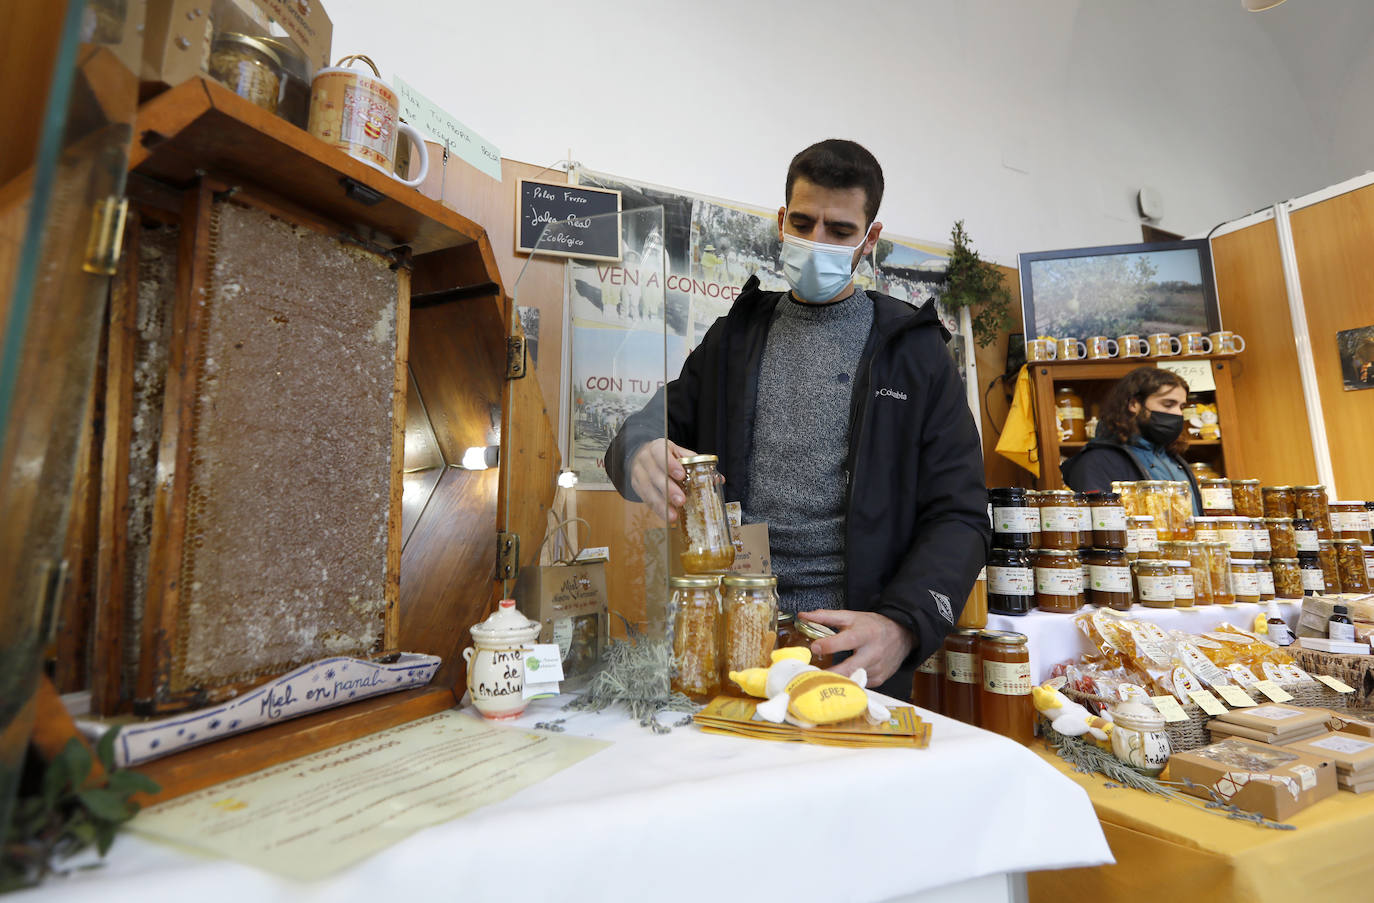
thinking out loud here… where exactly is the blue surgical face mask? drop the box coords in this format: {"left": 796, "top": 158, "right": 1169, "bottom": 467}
{"left": 779, "top": 229, "right": 869, "bottom": 303}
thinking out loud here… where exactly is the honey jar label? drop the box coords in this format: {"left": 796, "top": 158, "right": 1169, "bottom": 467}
{"left": 1251, "top": 529, "right": 1272, "bottom": 552}
{"left": 1296, "top": 531, "right": 1319, "bottom": 552}
{"left": 1258, "top": 570, "right": 1275, "bottom": 596}
{"left": 1137, "top": 575, "right": 1174, "bottom": 603}
{"left": 989, "top": 566, "right": 1033, "bottom": 595}
{"left": 1173, "top": 573, "right": 1195, "bottom": 599}
{"left": 983, "top": 660, "right": 1032, "bottom": 696}
{"left": 993, "top": 506, "right": 1040, "bottom": 533}
{"left": 1092, "top": 507, "right": 1127, "bottom": 531}
{"left": 1040, "top": 507, "right": 1079, "bottom": 531}
{"left": 946, "top": 650, "right": 977, "bottom": 684}
{"left": 1036, "top": 567, "right": 1080, "bottom": 595}
{"left": 1220, "top": 529, "right": 1253, "bottom": 551}
{"left": 1201, "top": 487, "right": 1235, "bottom": 510}
{"left": 1332, "top": 511, "right": 1369, "bottom": 533}
{"left": 1229, "top": 571, "right": 1260, "bottom": 597}
{"left": 1088, "top": 565, "right": 1131, "bottom": 592}
{"left": 917, "top": 654, "right": 942, "bottom": 674}
{"left": 1300, "top": 568, "right": 1326, "bottom": 592}
{"left": 1129, "top": 528, "right": 1159, "bottom": 553}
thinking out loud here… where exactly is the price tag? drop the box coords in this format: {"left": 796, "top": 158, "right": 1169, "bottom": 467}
{"left": 1253, "top": 679, "right": 1295, "bottom": 703}
{"left": 1150, "top": 695, "right": 1190, "bottom": 722}
{"left": 522, "top": 644, "right": 565, "bottom": 700}
{"left": 1315, "top": 674, "right": 1356, "bottom": 694}
{"left": 1215, "top": 684, "right": 1257, "bottom": 708}
{"left": 1188, "top": 689, "right": 1229, "bottom": 716}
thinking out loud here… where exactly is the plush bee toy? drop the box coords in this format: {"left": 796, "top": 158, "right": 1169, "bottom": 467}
{"left": 729, "top": 648, "right": 891, "bottom": 728}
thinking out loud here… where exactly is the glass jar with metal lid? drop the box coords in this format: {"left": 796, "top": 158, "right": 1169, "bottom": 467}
{"left": 1297, "top": 553, "right": 1325, "bottom": 596}
{"left": 1265, "top": 517, "right": 1297, "bottom": 559}
{"left": 1115, "top": 481, "right": 1143, "bottom": 517}
{"left": 1139, "top": 481, "right": 1175, "bottom": 541}
{"left": 978, "top": 631, "right": 1034, "bottom": 745}
{"left": 1365, "top": 545, "right": 1374, "bottom": 585}
{"left": 959, "top": 568, "right": 989, "bottom": 630}
{"left": 1217, "top": 516, "right": 1253, "bottom": 557}
{"left": 987, "top": 548, "right": 1034, "bottom": 616}
{"left": 1169, "top": 482, "right": 1196, "bottom": 540}
{"left": 1316, "top": 540, "right": 1342, "bottom": 593}
{"left": 720, "top": 575, "right": 778, "bottom": 679}
{"left": 1090, "top": 492, "right": 1128, "bottom": 549}
{"left": 1204, "top": 542, "right": 1234, "bottom": 605}
{"left": 1133, "top": 558, "right": 1175, "bottom": 608}
{"left": 668, "top": 575, "right": 722, "bottom": 702}
{"left": 989, "top": 487, "right": 1037, "bottom": 549}
{"left": 1127, "top": 514, "right": 1159, "bottom": 559}
{"left": 1027, "top": 490, "right": 1043, "bottom": 550}
{"left": 943, "top": 629, "right": 983, "bottom": 725}
{"left": 209, "top": 33, "right": 284, "bottom": 113}
{"left": 1055, "top": 387, "right": 1087, "bottom": 442}
{"left": 678, "top": 454, "right": 734, "bottom": 573}
{"left": 1034, "top": 549, "right": 1082, "bottom": 613}
{"left": 775, "top": 612, "right": 836, "bottom": 670}
{"left": 1333, "top": 539, "right": 1370, "bottom": 594}
{"left": 1165, "top": 559, "right": 1195, "bottom": 607}
{"left": 1229, "top": 559, "right": 1261, "bottom": 604}
{"left": 1192, "top": 516, "right": 1222, "bottom": 543}
{"left": 1182, "top": 541, "right": 1214, "bottom": 605}
{"left": 1086, "top": 549, "right": 1133, "bottom": 610}
{"left": 1248, "top": 517, "right": 1271, "bottom": 561}
{"left": 1037, "top": 490, "right": 1081, "bottom": 550}
{"left": 1255, "top": 561, "right": 1275, "bottom": 601}
{"left": 1296, "top": 485, "right": 1332, "bottom": 539}
{"left": 1232, "top": 479, "right": 1263, "bottom": 518}
{"left": 1199, "top": 478, "right": 1234, "bottom": 516}
{"left": 1331, "top": 501, "right": 1373, "bottom": 543}
{"left": 1073, "top": 491, "right": 1094, "bottom": 550}
{"left": 255, "top": 36, "right": 311, "bottom": 127}
{"left": 1263, "top": 485, "right": 1296, "bottom": 519}
{"left": 911, "top": 651, "right": 943, "bottom": 713}
{"left": 1271, "top": 558, "right": 1303, "bottom": 599}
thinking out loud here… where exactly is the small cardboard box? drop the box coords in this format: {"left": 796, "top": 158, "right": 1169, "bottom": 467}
{"left": 1168, "top": 737, "right": 1337, "bottom": 821}
{"left": 1285, "top": 732, "right": 1374, "bottom": 775}
{"left": 1212, "top": 703, "right": 1331, "bottom": 737}
{"left": 666, "top": 522, "right": 771, "bottom": 577}
{"left": 512, "top": 557, "right": 608, "bottom": 684}
{"left": 1328, "top": 711, "right": 1374, "bottom": 738}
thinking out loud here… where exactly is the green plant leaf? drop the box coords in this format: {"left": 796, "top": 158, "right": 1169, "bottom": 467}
{"left": 104, "top": 769, "right": 160, "bottom": 796}
{"left": 59, "top": 738, "right": 94, "bottom": 788}
{"left": 96, "top": 727, "right": 119, "bottom": 773}
{"left": 75, "top": 788, "right": 136, "bottom": 824}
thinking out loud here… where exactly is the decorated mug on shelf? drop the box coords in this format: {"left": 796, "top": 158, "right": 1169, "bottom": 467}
{"left": 1118, "top": 334, "right": 1149, "bottom": 358}
{"left": 1086, "top": 336, "right": 1119, "bottom": 360}
{"left": 1209, "top": 330, "right": 1247, "bottom": 354}
{"left": 1148, "top": 333, "right": 1182, "bottom": 358}
{"left": 1027, "top": 337, "right": 1058, "bottom": 362}
{"left": 308, "top": 54, "right": 430, "bottom": 188}
{"left": 1056, "top": 337, "right": 1087, "bottom": 361}
{"left": 1179, "top": 332, "right": 1213, "bottom": 356}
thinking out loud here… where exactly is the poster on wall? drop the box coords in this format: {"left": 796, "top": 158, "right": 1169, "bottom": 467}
{"left": 562, "top": 170, "right": 972, "bottom": 487}
{"left": 1337, "top": 324, "right": 1374, "bottom": 391}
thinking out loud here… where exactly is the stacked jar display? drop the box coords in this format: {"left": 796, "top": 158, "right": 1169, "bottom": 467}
{"left": 669, "top": 455, "right": 735, "bottom": 703}
{"left": 988, "top": 488, "right": 1036, "bottom": 616}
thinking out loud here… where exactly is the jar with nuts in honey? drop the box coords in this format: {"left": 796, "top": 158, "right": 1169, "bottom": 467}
{"left": 1334, "top": 539, "right": 1370, "bottom": 594}
{"left": 1331, "top": 501, "right": 1373, "bottom": 544}
{"left": 1317, "top": 540, "right": 1342, "bottom": 593}
{"left": 1265, "top": 517, "right": 1297, "bottom": 559}
{"left": 1271, "top": 558, "right": 1303, "bottom": 599}
{"left": 1296, "top": 485, "right": 1332, "bottom": 539}
{"left": 720, "top": 575, "right": 778, "bottom": 681}
{"left": 1233, "top": 479, "right": 1263, "bottom": 518}
{"left": 1263, "top": 485, "right": 1296, "bottom": 519}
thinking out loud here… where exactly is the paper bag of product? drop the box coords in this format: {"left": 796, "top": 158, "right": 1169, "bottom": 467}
{"left": 513, "top": 517, "right": 608, "bottom": 685}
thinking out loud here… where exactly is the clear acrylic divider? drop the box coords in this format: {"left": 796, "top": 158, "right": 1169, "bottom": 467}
{"left": 509, "top": 205, "right": 688, "bottom": 719}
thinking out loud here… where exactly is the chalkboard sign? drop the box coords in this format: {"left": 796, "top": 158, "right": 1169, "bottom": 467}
{"left": 515, "top": 179, "right": 622, "bottom": 262}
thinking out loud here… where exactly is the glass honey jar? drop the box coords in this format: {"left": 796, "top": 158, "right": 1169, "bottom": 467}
{"left": 1232, "top": 479, "right": 1263, "bottom": 518}
{"left": 1296, "top": 485, "right": 1332, "bottom": 540}
{"left": 912, "top": 651, "right": 944, "bottom": 713}
{"left": 1248, "top": 517, "right": 1272, "bottom": 561}
{"left": 1133, "top": 558, "right": 1175, "bottom": 609}
{"left": 1265, "top": 517, "right": 1297, "bottom": 559}
{"left": 1037, "top": 490, "right": 1081, "bottom": 551}
{"left": 1192, "top": 516, "right": 1222, "bottom": 543}
{"left": 1334, "top": 539, "right": 1370, "bottom": 594}
{"left": 1204, "top": 542, "right": 1234, "bottom": 605}
{"left": 1169, "top": 482, "right": 1196, "bottom": 538}
{"left": 1294, "top": 517, "right": 1320, "bottom": 554}
{"left": 1166, "top": 559, "right": 1195, "bottom": 607}
{"left": 1090, "top": 491, "right": 1128, "bottom": 549}
{"left": 1255, "top": 561, "right": 1275, "bottom": 601}
{"left": 1086, "top": 548, "right": 1132, "bottom": 610}
{"left": 1034, "top": 549, "right": 1083, "bottom": 613}
{"left": 1139, "top": 481, "right": 1175, "bottom": 541}
{"left": 1263, "top": 485, "right": 1296, "bottom": 519}
{"left": 1199, "top": 478, "right": 1234, "bottom": 516}
{"left": 1271, "top": 558, "right": 1303, "bottom": 599}
{"left": 1331, "top": 501, "right": 1373, "bottom": 544}
{"left": 1073, "top": 491, "right": 1094, "bottom": 549}
{"left": 989, "top": 487, "right": 1037, "bottom": 550}
{"left": 1297, "top": 553, "right": 1325, "bottom": 596}
{"left": 1127, "top": 514, "right": 1160, "bottom": 559}
{"left": 678, "top": 454, "right": 735, "bottom": 573}
{"left": 987, "top": 548, "right": 1034, "bottom": 616}
{"left": 1229, "top": 559, "right": 1261, "bottom": 604}
{"left": 1317, "top": 540, "right": 1342, "bottom": 593}
{"left": 720, "top": 575, "right": 779, "bottom": 680}
{"left": 943, "top": 629, "right": 983, "bottom": 726}
{"left": 978, "top": 631, "right": 1034, "bottom": 745}
{"left": 1055, "top": 387, "right": 1087, "bottom": 442}
{"left": 668, "top": 575, "right": 722, "bottom": 702}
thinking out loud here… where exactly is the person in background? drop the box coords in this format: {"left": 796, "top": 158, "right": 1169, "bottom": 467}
{"left": 1061, "top": 366, "right": 1202, "bottom": 515}
{"left": 605, "top": 139, "right": 989, "bottom": 699}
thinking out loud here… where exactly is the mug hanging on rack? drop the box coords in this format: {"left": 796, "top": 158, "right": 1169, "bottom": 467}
{"left": 308, "top": 54, "right": 430, "bottom": 188}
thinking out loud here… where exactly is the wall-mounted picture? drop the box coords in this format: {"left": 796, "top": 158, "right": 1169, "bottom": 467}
{"left": 1337, "top": 324, "right": 1374, "bottom": 391}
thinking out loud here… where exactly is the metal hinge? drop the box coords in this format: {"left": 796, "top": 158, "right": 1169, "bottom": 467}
{"left": 81, "top": 196, "right": 129, "bottom": 275}
{"left": 506, "top": 335, "right": 527, "bottom": 380}
{"left": 496, "top": 531, "right": 520, "bottom": 581}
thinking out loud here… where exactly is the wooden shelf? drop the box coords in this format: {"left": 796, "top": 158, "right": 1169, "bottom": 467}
{"left": 1058, "top": 438, "right": 1222, "bottom": 450}
{"left": 1028, "top": 354, "right": 1238, "bottom": 383}
{"left": 129, "top": 78, "right": 489, "bottom": 257}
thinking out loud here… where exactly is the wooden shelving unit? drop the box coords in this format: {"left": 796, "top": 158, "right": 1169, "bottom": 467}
{"left": 1031, "top": 355, "right": 1246, "bottom": 490}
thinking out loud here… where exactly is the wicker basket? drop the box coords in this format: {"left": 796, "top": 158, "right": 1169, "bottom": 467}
{"left": 1291, "top": 648, "right": 1374, "bottom": 716}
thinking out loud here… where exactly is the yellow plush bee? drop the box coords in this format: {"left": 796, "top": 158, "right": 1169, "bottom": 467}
{"left": 729, "top": 648, "right": 891, "bottom": 728}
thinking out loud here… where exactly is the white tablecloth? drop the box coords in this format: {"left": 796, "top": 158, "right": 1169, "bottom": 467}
{"left": 15, "top": 697, "right": 1111, "bottom": 903}
{"left": 987, "top": 600, "right": 1302, "bottom": 684}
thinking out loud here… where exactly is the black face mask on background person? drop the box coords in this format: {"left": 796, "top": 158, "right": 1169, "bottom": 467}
{"left": 1138, "top": 410, "right": 1185, "bottom": 447}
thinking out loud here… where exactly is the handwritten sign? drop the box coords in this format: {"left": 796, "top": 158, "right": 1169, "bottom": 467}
{"left": 393, "top": 75, "right": 502, "bottom": 181}
{"left": 516, "top": 179, "right": 621, "bottom": 261}
{"left": 1160, "top": 359, "right": 1216, "bottom": 392}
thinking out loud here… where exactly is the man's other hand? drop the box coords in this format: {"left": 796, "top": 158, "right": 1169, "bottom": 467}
{"left": 800, "top": 609, "right": 914, "bottom": 688}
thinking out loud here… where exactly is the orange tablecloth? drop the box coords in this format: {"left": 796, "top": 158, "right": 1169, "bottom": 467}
{"left": 1029, "top": 743, "right": 1374, "bottom": 903}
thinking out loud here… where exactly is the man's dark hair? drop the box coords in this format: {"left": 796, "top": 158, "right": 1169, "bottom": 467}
{"left": 785, "top": 139, "right": 885, "bottom": 224}
{"left": 1098, "top": 366, "right": 1191, "bottom": 454}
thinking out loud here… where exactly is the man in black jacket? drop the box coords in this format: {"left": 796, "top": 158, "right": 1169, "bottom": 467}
{"left": 606, "top": 140, "right": 989, "bottom": 698}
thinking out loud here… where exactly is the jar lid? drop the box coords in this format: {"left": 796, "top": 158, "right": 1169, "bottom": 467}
{"left": 1295, "top": 485, "right": 1327, "bottom": 491}
{"left": 950, "top": 627, "right": 983, "bottom": 637}
{"left": 212, "top": 32, "right": 284, "bottom": 67}
{"left": 1332, "top": 538, "right": 1364, "bottom": 547}
{"left": 1230, "top": 559, "right": 1258, "bottom": 566}
{"left": 1162, "top": 559, "right": 1192, "bottom": 567}
{"left": 1262, "top": 517, "right": 1293, "bottom": 524}
{"left": 1204, "top": 541, "right": 1230, "bottom": 549}
{"left": 1318, "top": 539, "right": 1333, "bottom": 548}
{"left": 1331, "top": 500, "right": 1365, "bottom": 507}
{"left": 1264, "top": 485, "right": 1294, "bottom": 491}
{"left": 670, "top": 575, "right": 721, "bottom": 587}
{"left": 1200, "top": 478, "right": 1229, "bottom": 485}
{"left": 469, "top": 598, "right": 541, "bottom": 644}
{"left": 795, "top": 618, "right": 837, "bottom": 641}
{"left": 1140, "top": 480, "right": 1170, "bottom": 487}
{"left": 1127, "top": 514, "right": 1156, "bottom": 523}
{"left": 1193, "top": 516, "right": 1219, "bottom": 523}
{"left": 678, "top": 454, "right": 719, "bottom": 465}
{"left": 1234, "top": 479, "right": 1261, "bottom": 486}
{"left": 778, "top": 611, "right": 795, "bottom": 625}
{"left": 1089, "top": 492, "right": 1121, "bottom": 503}
{"left": 1272, "top": 558, "right": 1300, "bottom": 564}
{"left": 721, "top": 574, "right": 778, "bottom": 587}
{"left": 1036, "top": 549, "right": 1077, "bottom": 557}
{"left": 988, "top": 487, "right": 1027, "bottom": 500}
{"left": 1112, "top": 700, "right": 1166, "bottom": 732}
{"left": 978, "top": 630, "right": 1027, "bottom": 645}
{"left": 1040, "top": 489, "right": 1075, "bottom": 499}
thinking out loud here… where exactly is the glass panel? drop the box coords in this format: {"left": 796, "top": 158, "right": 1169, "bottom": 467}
{"left": 401, "top": 366, "right": 445, "bottom": 548}
{"left": 0, "top": 0, "right": 144, "bottom": 847}
{"left": 506, "top": 206, "right": 674, "bottom": 707}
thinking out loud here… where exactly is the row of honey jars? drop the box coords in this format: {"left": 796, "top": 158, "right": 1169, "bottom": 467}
{"left": 1197, "top": 477, "right": 1264, "bottom": 517}
{"left": 1114, "top": 480, "right": 1196, "bottom": 541}
{"left": 668, "top": 574, "right": 780, "bottom": 702}
{"left": 932, "top": 629, "right": 1034, "bottom": 745}
{"left": 1330, "top": 500, "right": 1374, "bottom": 544}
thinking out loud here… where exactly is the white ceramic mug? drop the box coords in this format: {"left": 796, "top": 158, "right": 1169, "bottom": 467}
{"left": 1118, "top": 334, "right": 1149, "bottom": 358}
{"left": 1056, "top": 337, "right": 1087, "bottom": 361}
{"left": 1086, "top": 336, "right": 1119, "bottom": 360}
{"left": 1209, "top": 330, "right": 1247, "bottom": 354}
{"left": 308, "top": 54, "right": 429, "bottom": 188}
{"left": 1179, "top": 332, "right": 1213, "bottom": 356}
{"left": 1027, "top": 337, "right": 1058, "bottom": 362}
{"left": 1148, "top": 333, "right": 1182, "bottom": 358}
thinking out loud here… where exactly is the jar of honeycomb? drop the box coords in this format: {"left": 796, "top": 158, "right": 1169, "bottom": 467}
{"left": 669, "top": 575, "right": 722, "bottom": 702}
{"left": 678, "top": 455, "right": 734, "bottom": 573}
{"left": 720, "top": 575, "right": 778, "bottom": 682}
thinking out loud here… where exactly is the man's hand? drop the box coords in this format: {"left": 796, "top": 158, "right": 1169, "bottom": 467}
{"left": 629, "top": 438, "right": 695, "bottom": 524}
{"left": 801, "top": 609, "right": 914, "bottom": 688}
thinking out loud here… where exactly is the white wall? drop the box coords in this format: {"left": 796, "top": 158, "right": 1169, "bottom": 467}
{"left": 326, "top": 0, "right": 1347, "bottom": 264}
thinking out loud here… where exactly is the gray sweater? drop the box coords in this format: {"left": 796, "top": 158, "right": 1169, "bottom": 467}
{"left": 745, "top": 288, "right": 873, "bottom": 613}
